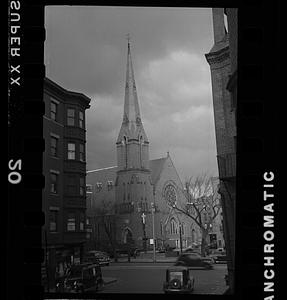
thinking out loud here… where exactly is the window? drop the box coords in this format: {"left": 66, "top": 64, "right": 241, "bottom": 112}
{"left": 50, "top": 101, "right": 58, "bottom": 121}
{"left": 79, "top": 111, "right": 84, "bottom": 128}
{"left": 96, "top": 182, "right": 102, "bottom": 192}
{"left": 80, "top": 177, "right": 85, "bottom": 196}
{"left": 67, "top": 143, "right": 76, "bottom": 160}
{"left": 107, "top": 180, "right": 113, "bottom": 191}
{"left": 79, "top": 144, "right": 85, "bottom": 162}
{"left": 51, "top": 136, "right": 58, "bottom": 157}
{"left": 67, "top": 108, "right": 75, "bottom": 126}
{"left": 49, "top": 210, "right": 58, "bottom": 232}
{"left": 170, "top": 218, "right": 178, "bottom": 235}
{"left": 86, "top": 184, "right": 92, "bottom": 193}
{"left": 50, "top": 173, "right": 58, "bottom": 194}
{"left": 164, "top": 184, "right": 177, "bottom": 206}
{"left": 80, "top": 213, "right": 85, "bottom": 231}
{"left": 67, "top": 213, "right": 76, "bottom": 231}
{"left": 181, "top": 223, "right": 185, "bottom": 235}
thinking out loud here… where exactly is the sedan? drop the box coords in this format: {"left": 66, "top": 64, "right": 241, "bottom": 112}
{"left": 175, "top": 253, "right": 213, "bottom": 269}
{"left": 209, "top": 250, "right": 227, "bottom": 264}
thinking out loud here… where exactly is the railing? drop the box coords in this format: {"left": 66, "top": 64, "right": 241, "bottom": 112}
{"left": 217, "top": 153, "right": 236, "bottom": 179}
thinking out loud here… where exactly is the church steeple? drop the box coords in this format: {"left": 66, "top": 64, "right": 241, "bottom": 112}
{"left": 116, "top": 38, "right": 149, "bottom": 170}
{"left": 123, "top": 38, "right": 141, "bottom": 127}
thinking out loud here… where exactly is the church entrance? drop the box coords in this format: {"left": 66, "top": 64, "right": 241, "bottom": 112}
{"left": 123, "top": 227, "right": 133, "bottom": 244}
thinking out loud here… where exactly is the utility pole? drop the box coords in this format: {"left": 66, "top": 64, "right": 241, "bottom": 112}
{"left": 151, "top": 202, "right": 156, "bottom": 263}
{"left": 179, "top": 223, "right": 183, "bottom": 254}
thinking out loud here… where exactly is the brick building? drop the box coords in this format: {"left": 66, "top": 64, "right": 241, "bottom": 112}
{"left": 205, "top": 8, "right": 237, "bottom": 292}
{"left": 42, "top": 77, "right": 91, "bottom": 289}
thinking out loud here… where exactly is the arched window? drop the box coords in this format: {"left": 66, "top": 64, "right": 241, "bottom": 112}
{"left": 181, "top": 222, "right": 185, "bottom": 235}
{"left": 170, "top": 218, "right": 178, "bottom": 235}
{"left": 191, "top": 228, "right": 195, "bottom": 243}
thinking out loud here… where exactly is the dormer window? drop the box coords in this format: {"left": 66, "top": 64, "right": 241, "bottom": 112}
{"left": 107, "top": 180, "right": 113, "bottom": 191}
{"left": 96, "top": 182, "right": 103, "bottom": 192}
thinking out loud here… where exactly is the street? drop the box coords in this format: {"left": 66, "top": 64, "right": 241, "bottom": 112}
{"left": 99, "top": 262, "right": 227, "bottom": 294}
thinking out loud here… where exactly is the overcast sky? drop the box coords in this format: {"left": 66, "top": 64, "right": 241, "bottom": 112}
{"left": 45, "top": 6, "right": 218, "bottom": 182}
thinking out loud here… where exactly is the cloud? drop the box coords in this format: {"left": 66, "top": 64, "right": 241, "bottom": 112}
{"left": 45, "top": 6, "right": 217, "bottom": 180}
{"left": 137, "top": 50, "right": 212, "bottom": 120}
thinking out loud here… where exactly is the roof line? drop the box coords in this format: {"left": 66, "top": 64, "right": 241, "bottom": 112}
{"left": 87, "top": 166, "right": 117, "bottom": 173}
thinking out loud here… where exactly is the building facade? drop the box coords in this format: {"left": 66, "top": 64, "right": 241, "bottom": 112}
{"left": 42, "top": 77, "right": 91, "bottom": 289}
{"left": 205, "top": 7, "right": 237, "bottom": 292}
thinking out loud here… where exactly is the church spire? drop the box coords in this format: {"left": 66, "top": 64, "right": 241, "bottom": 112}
{"left": 123, "top": 36, "right": 141, "bottom": 128}
{"left": 116, "top": 37, "right": 149, "bottom": 170}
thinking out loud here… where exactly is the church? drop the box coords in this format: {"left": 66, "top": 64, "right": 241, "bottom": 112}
{"left": 86, "top": 41, "right": 201, "bottom": 252}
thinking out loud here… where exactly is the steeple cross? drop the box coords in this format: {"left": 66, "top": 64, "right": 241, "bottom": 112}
{"left": 141, "top": 212, "right": 146, "bottom": 224}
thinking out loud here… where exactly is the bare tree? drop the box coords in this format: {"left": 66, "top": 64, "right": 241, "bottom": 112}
{"left": 169, "top": 175, "right": 221, "bottom": 257}
{"left": 94, "top": 198, "right": 118, "bottom": 261}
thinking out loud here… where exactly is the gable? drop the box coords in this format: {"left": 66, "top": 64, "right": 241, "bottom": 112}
{"left": 149, "top": 157, "right": 167, "bottom": 185}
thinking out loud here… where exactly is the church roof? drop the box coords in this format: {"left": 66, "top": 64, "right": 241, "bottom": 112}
{"left": 149, "top": 157, "right": 168, "bottom": 185}
{"left": 86, "top": 157, "right": 168, "bottom": 186}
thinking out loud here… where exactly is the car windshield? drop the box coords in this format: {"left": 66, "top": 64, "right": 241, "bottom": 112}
{"left": 169, "top": 271, "right": 183, "bottom": 282}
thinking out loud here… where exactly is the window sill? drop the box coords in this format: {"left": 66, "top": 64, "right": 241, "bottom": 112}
{"left": 51, "top": 156, "right": 60, "bottom": 160}
{"left": 66, "top": 125, "right": 86, "bottom": 130}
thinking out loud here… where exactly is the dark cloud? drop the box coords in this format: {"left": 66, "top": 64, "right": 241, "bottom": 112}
{"left": 45, "top": 6, "right": 218, "bottom": 180}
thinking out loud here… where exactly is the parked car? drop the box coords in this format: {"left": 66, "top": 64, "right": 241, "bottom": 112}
{"left": 84, "top": 250, "right": 111, "bottom": 266}
{"left": 156, "top": 246, "right": 166, "bottom": 253}
{"left": 115, "top": 246, "right": 139, "bottom": 257}
{"left": 209, "top": 249, "right": 227, "bottom": 264}
{"left": 55, "top": 263, "right": 103, "bottom": 293}
{"left": 163, "top": 266, "right": 195, "bottom": 294}
{"left": 175, "top": 253, "right": 213, "bottom": 269}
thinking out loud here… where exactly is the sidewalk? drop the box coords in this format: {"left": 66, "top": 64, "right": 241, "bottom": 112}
{"left": 103, "top": 276, "right": 117, "bottom": 285}
{"left": 111, "top": 251, "right": 177, "bottom": 263}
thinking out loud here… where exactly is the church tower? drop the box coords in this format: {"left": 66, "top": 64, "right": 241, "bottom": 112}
{"left": 115, "top": 39, "right": 153, "bottom": 247}
{"left": 116, "top": 39, "right": 150, "bottom": 171}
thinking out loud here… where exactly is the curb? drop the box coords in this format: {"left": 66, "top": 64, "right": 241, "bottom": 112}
{"left": 103, "top": 277, "right": 118, "bottom": 285}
